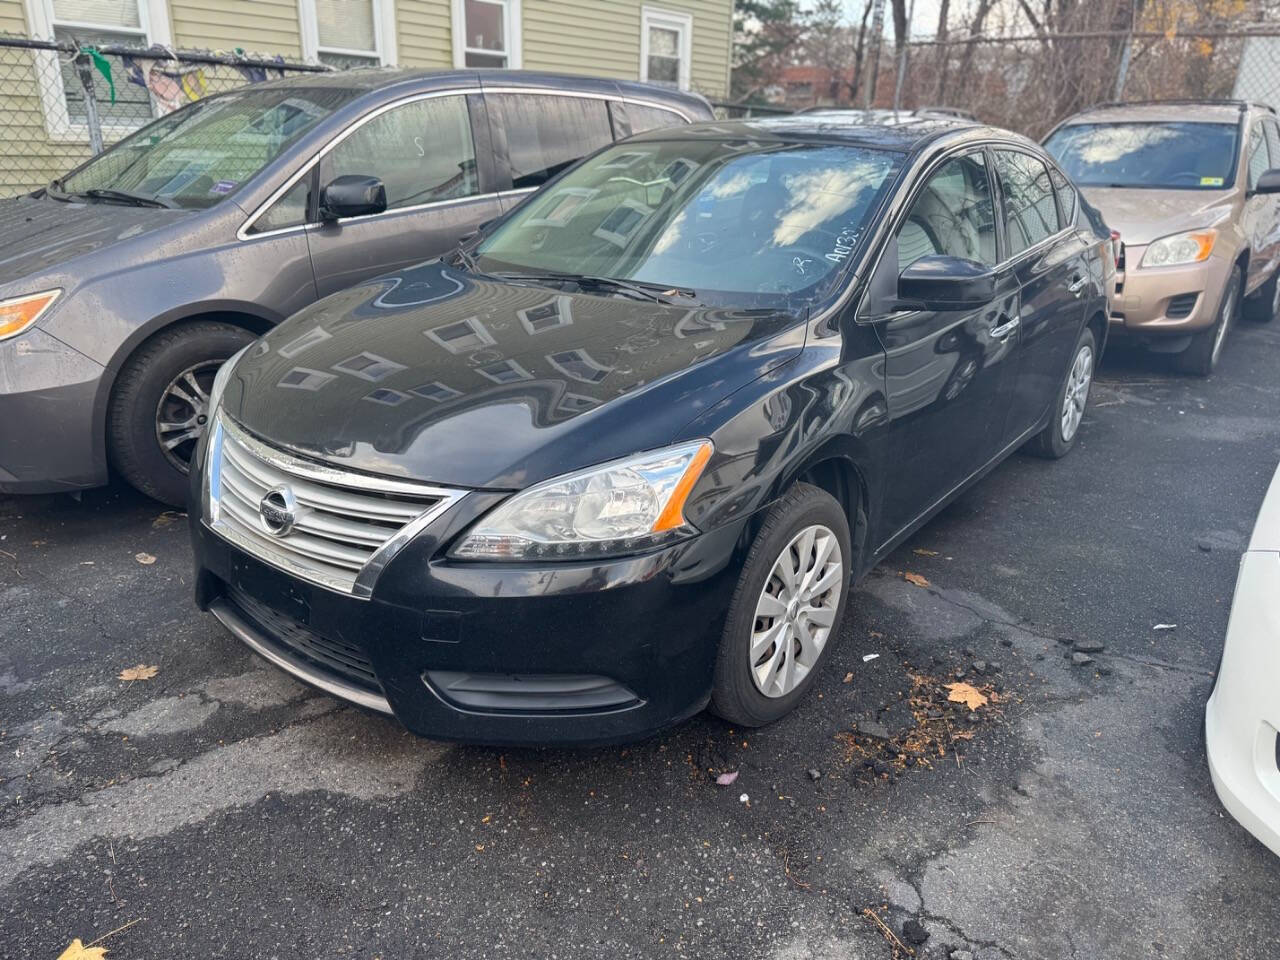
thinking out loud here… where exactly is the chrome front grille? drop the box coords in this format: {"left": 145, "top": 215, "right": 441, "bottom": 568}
{"left": 205, "top": 415, "right": 463, "bottom": 595}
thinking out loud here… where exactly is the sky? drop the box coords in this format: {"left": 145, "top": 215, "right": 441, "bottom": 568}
{"left": 838, "top": 0, "right": 964, "bottom": 39}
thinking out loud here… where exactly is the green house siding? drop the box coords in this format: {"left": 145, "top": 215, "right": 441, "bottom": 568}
{"left": 0, "top": 0, "right": 730, "bottom": 195}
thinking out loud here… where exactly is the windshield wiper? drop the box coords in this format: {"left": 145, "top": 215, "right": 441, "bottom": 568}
{"left": 573, "top": 275, "right": 700, "bottom": 305}
{"left": 81, "top": 187, "right": 176, "bottom": 209}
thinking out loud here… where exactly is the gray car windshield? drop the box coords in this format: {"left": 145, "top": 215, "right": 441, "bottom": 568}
{"left": 57, "top": 86, "right": 362, "bottom": 209}
{"left": 475, "top": 139, "right": 902, "bottom": 308}
{"left": 1044, "top": 121, "right": 1239, "bottom": 190}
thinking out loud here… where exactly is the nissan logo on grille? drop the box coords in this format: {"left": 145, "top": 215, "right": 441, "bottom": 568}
{"left": 259, "top": 485, "right": 298, "bottom": 537}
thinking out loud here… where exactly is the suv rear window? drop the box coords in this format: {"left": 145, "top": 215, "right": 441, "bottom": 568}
{"left": 1044, "top": 121, "right": 1239, "bottom": 190}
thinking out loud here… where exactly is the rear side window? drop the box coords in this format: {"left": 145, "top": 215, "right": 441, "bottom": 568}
{"left": 321, "top": 95, "right": 479, "bottom": 211}
{"left": 1248, "top": 123, "right": 1270, "bottom": 190}
{"left": 1049, "top": 166, "right": 1076, "bottom": 225}
{"left": 1265, "top": 118, "right": 1280, "bottom": 167}
{"left": 490, "top": 93, "right": 613, "bottom": 189}
{"left": 994, "top": 150, "right": 1061, "bottom": 256}
{"left": 624, "top": 102, "right": 690, "bottom": 135}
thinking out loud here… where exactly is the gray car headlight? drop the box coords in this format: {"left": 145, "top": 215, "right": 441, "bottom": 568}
{"left": 452, "top": 440, "right": 714, "bottom": 561}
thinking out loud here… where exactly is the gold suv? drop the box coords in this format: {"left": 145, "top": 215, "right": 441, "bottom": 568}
{"left": 1045, "top": 100, "right": 1280, "bottom": 375}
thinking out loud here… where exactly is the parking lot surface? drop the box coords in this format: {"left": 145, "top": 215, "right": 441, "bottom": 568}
{"left": 3, "top": 322, "right": 1280, "bottom": 959}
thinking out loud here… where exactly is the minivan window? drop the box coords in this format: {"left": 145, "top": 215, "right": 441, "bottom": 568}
{"left": 897, "top": 152, "right": 996, "bottom": 267}
{"left": 252, "top": 176, "right": 312, "bottom": 234}
{"left": 489, "top": 94, "right": 614, "bottom": 189}
{"left": 625, "top": 102, "right": 689, "bottom": 135}
{"left": 320, "top": 95, "right": 478, "bottom": 211}
{"left": 57, "top": 87, "right": 361, "bottom": 209}
{"left": 995, "top": 150, "right": 1060, "bottom": 256}
{"left": 1044, "top": 121, "right": 1239, "bottom": 190}
{"left": 475, "top": 139, "right": 902, "bottom": 308}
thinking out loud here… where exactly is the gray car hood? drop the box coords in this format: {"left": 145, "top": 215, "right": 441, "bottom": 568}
{"left": 0, "top": 194, "right": 197, "bottom": 288}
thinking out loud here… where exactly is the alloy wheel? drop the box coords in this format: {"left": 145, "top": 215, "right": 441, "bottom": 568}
{"left": 154, "top": 360, "right": 220, "bottom": 474}
{"left": 749, "top": 524, "right": 843, "bottom": 698}
{"left": 1060, "top": 343, "right": 1093, "bottom": 443}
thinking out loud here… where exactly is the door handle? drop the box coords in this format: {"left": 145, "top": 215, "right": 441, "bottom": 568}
{"left": 1067, "top": 275, "right": 1087, "bottom": 296}
{"left": 990, "top": 315, "right": 1021, "bottom": 339}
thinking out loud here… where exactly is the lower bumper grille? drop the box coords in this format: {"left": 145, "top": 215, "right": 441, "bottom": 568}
{"left": 425, "top": 670, "right": 640, "bottom": 714}
{"left": 225, "top": 583, "right": 380, "bottom": 693}
{"left": 1166, "top": 292, "right": 1199, "bottom": 319}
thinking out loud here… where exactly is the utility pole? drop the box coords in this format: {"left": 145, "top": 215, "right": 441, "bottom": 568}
{"left": 893, "top": 0, "right": 917, "bottom": 112}
{"left": 863, "top": 0, "right": 887, "bottom": 109}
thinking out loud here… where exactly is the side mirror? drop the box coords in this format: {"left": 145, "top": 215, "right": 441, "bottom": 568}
{"left": 319, "top": 174, "right": 386, "bottom": 221}
{"left": 1253, "top": 169, "right": 1280, "bottom": 195}
{"left": 898, "top": 254, "right": 996, "bottom": 310}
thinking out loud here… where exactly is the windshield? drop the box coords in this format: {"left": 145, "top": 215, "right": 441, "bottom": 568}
{"left": 57, "top": 86, "right": 362, "bottom": 209}
{"left": 474, "top": 138, "right": 902, "bottom": 308}
{"left": 1044, "top": 121, "right": 1239, "bottom": 190}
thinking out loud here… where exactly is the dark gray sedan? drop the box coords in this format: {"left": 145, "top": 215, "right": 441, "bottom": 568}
{"left": 0, "top": 69, "right": 709, "bottom": 504}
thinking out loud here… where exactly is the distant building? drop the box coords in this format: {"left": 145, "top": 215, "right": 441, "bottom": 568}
{"left": 771, "top": 64, "right": 856, "bottom": 110}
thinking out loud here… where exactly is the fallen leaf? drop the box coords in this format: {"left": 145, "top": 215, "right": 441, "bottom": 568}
{"left": 903, "top": 571, "right": 930, "bottom": 588}
{"left": 151, "top": 511, "right": 184, "bottom": 529}
{"left": 715, "top": 770, "right": 739, "bottom": 786}
{"left": 481, "top": 814, "right": 491, "bottom": 824}
{"left": 945, "top": 681, "right": 988, "bottom": 711}
{"left": 134, "top": 552, "right": 156, "bottom": 565}
{"left": 474, "top": 844, "right": 484, "bottom": 852}
{"left": 842, "top": 672, "right": 854, "bottom": 683}
{"left": 913, "top": 548, "right": 940, "bottom": 556}
{"left": 57, "top": 940, "right": 107, "bottom": 960}
{"left": 118, "top": 665, "right": 158, "bottom": 682}
{"left": 1153, "top": 623, "right": 1177, "bottom": 631}
{"left": 869, "top": 631, "right": 884, "bottom": 639}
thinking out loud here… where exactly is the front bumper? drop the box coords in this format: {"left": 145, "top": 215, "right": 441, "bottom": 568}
{"left": 190, "top": 500, "right": 749, "bottom": 746}
{"left": 1205, "top": 550, "right": 1280, "bottom": 857}
{"left": 0, "top": 327, "right": 107, "bottom": 494}
{"left": 1110, "top": 248, "right": 1232, "bottom": 335}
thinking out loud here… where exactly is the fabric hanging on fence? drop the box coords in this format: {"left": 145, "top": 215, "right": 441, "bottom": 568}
{"left": 144, "top": 62, "right": 209, "bottom": 114}
{"left": 81, "top": 46, "right": 116, "bottom": 104}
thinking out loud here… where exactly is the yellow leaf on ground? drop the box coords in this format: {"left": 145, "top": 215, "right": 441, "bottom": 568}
{"left": 946, "top": 682, "right": 988, "bottom": 711}
{"left": 903, "top": 572, "right": 930, "bottom": 588}
{"left": 134, "top": 552, "right": 156, "bottom": 565}
{"left": 842, "top": 672, "right": 854, "bottom": 684}
{"left": 913, "top": 548, "right": 940, "bottom": 557}
{"left": 118, "top": 664, "right": 158, "bottom": 682}
{"left": 57, "top": 939, "right": 107, "bottom": 960}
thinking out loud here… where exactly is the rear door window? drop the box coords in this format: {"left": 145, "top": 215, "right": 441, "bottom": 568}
{"left": 623, "top": 102, "right": 690, "bottom": 135}
{"left": 994, "top": 150, "right": 1061, "bottom": 257}
{"left": 1247, "top": 122, "right": 1270, "bottom": 190}
{"left": 489, "top": 93, "right": 613, "bottom": 189}
{"left": 1049, "top": 165, "right": 1076, "bottom": 225}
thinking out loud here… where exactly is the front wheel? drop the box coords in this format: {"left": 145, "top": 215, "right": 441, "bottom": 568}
{"left": 1176, "top": 269, "right": 1240, "bottom": 376}
{"left": 108, "top": 321, "right": 255, "bottom": 506}
{"left": 1026, "top": 326, "right": 1095, "bottom": 460}
{"left": 710, "top": 483, "right": 852, "bottom": 727}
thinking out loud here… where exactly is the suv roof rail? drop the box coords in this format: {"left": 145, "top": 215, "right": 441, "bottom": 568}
{"left": 1076, "top": 98, "right": 1275, "bottom": 115}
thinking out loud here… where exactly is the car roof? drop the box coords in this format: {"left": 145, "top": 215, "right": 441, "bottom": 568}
{"left": 233, "top": 66, "right": 710, "bottom": 113}
{"left": 627, "top": 112, "right": 1034, "bottom": 155}
{"left": 1056, "top": 99, "right": 1270, "bottom": 126}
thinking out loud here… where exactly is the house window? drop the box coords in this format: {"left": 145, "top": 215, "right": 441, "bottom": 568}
{"left": 299, "top": 0, "right": 396, "bottom": 68}
{"left": 24, "top": 0, "right": 173, "bottom": 139}
{"left": 451, "top": 0, "right": 521, "bottom": 69}
{"left": 641, "top": 7, "right": 691, "bottom": 90}
{"left": 426, "top": 316, "right": 494, "bottom": 354}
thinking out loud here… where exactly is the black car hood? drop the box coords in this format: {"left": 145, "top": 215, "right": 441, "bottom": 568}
{"left": 0, "top": 194, "right": 195, "bottom": 286}
{"left": 223, "top": 262, "right": 806, "bottom": 489}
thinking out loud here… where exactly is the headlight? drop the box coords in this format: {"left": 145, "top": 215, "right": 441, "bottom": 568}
{"left": 453, "top": 440, "right": 714, "bottom": 561}
{"left": 1140, "top": 229, "right": 1216, "bottom": 268}
{"left": 0, "top": 289, "right": 60, "bottom": 341}
{"left": 208, "top": 344, "right": 250, "bottom": 415}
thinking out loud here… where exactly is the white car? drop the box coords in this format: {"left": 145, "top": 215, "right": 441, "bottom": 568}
{"left": 1206, "top": 462, "right": 1280, "bottom": 856}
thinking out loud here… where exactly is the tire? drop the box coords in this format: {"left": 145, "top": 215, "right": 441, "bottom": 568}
{"left": 1243, "top": 267, "right": 1279, "bottom": 323}
{"left": 108, "top": 321, "right": 255, "bottom": 506}
{"left": 1175, "top": 269, "right": 1240, "bottom": 376}
{"left": 1026, "top": 326, "right": 1096, "bottom": 460}
{"left": 710, "top": 482, "right": 852, "bottom": 727}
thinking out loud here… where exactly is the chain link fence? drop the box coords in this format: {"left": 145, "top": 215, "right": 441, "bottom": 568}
{"left": 892, "top": 27, "right": 1280, "bottom": 139}
{"left": 0, "top": 34, "right": 330, "bottom": 197}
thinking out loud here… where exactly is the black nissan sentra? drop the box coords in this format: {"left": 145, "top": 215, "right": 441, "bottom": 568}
{"left": 188, "top": 115, "right": 1111, "bottom": 744}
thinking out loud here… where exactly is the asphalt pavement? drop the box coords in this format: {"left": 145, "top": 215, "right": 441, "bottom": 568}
{"left": 3, "top": 318, "right": 1280, "bottom": 959}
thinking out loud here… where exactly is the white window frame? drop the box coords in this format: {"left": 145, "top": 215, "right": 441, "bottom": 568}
{"left": 24, "top": 0, "right": 173, "bottom": 142}
{"left": 298, "top": 0, "right": 397, "bottom": 67}
{"left": 450, "top": 0, "right": 522, "bottom": 70}
{"left": 640, "top": 6, "right": 692, "bottom": 91}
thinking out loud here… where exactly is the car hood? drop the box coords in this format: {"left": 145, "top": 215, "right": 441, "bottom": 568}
{"left": 222, "top": 262, "right": 806, "bottom": 489}
{"left": 0, "top": 193, "right": 197, "bottom": 287}
{"left": 1077, "top": 187, "right": 1236, "bottom": 247}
